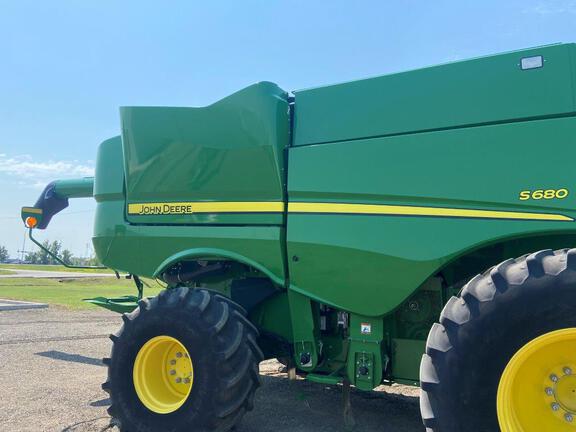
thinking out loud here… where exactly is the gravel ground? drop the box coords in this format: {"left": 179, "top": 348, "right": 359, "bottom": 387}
{"left": 0, "top": 307, "right": 423, "bottom": 432}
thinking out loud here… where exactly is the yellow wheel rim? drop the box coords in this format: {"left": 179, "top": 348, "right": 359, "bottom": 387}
{"left": 133, "top": 335, "right": 194, "bottom": 414}
{"left": 498, "top": 328, "right": 576, "bottom": 431}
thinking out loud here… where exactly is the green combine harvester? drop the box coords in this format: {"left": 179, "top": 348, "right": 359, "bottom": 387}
{"left": 22, "top": 43, "right": 576, "bottom": 431}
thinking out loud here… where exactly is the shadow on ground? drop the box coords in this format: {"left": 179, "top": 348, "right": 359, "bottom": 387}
{"left": 76, "top": 365, "right": 423, "bottom": 432}
{"left": 238, "top": 371, "right": 423, "bottom": 432}
{"left": 35, "top": 347, "right": 422, "bottom": 431}
{"left": 36, "top": 350, "right": 104, "bottom": 367}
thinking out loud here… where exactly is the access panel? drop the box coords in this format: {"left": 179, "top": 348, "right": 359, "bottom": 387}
{"left": 122, "top": 82, "right": 289, "bottom": 225}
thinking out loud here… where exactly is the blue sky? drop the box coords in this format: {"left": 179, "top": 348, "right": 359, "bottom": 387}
{"left": 1, "top": 0, "right": 575, "bottom": 258}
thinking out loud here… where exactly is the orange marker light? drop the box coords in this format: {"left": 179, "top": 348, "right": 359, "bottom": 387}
{"left": 25, "top": 216, "right": 38, "bottom": 228}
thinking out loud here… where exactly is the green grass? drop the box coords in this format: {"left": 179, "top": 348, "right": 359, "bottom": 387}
{"left": 0, "top": 263, "right": 114, "bottom": 273}
{"left": 0, "top": 277, "right": 164, "bottom": 310}
{"left": 0, "top": 269, "right": 14, "bottom": 275}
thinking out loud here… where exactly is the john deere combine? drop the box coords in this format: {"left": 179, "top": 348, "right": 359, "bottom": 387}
{"left": 22, "top": 43, "right": 576, "bottom": 431}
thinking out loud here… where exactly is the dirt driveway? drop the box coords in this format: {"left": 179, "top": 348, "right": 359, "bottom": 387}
{"left": 0, "top": 307, "right": 423, "bottom": 432}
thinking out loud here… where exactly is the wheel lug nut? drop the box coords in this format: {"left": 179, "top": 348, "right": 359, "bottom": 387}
{"left": 566, "top": 413, "right": 574, "bottom": 422}
{"left": 551, "top": 374, "right": 559, "bottom": 383}
{"left": 545, "top": 387, "right": 554, "bottom": 396}
{"left": 564, "top": 367, "right": 572, "bottom": 376}
{"left": 170, "top": 360, "right": 176, "bottom": 365}
{"left": 175, "top": 377, "right": 182, "bottom": 383}
{"left": 170, "top": 370, "right": 176, "bottom": 375}
{"left": 184, "top": 378, "right": 191, "bottom": 384}
{"left": 552, "top": 403, "right": 561, "bottom": 411}
{"left": 176, "top": 352, "right": 183, "bottom": 358}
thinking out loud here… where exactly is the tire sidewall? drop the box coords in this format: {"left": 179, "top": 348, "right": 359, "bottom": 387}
{"left": 110, "top": 301, "right": 224, "bottom": 432}
{"left": 434, "top": 264, "right": 576, "bottom": 431}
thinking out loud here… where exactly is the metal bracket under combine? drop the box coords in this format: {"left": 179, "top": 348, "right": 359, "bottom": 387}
{"left": 346, "top": 314, "right": 386, "bottom": 391}
{"left": 83, "top": 275, "right": 147, "bottom": 314}
{"left": 287, "top": 289, "right": 320, "bottom": 371}
{"left": 131, "top": 274, "right": 144, "bottom": 300}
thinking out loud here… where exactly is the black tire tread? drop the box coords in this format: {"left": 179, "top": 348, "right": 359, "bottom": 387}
{"left": 104, "top": 287, "right": 261, "bottom": 432}
{"left": 420, "top": 248, "right": 574, "bottom": 430}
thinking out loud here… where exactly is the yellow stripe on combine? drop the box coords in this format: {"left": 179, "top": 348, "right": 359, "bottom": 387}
{"left": 183, "top": 202, "right": 284, "bottom": 213}
{"left": 22, "top": 207, "right": 43, "bottom": 215}
{"left": 127, "top": 200, "right": 573, "bottom": 222}
{"left": 127, "top": 201, "right": 284, "bottom": 215}
{"left": 287, "top": 202, "right": 573, "bottom": 222}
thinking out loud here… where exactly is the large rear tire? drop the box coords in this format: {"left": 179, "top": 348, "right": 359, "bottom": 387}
{"left": 102, "top": 287, "right": 263, "bottom": 432}
{"left": 420, "top": 249, "right": 576, "bottom": 432}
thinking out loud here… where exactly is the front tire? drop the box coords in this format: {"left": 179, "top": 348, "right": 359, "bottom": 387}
{"left": 103, "top": 287, "right": 263, "bottom": 432}
{"left": 420, "top": 249, "right": 576, "bottom": 431}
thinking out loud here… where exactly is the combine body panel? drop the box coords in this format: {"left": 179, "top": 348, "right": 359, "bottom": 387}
{"left": 287, "top": 43, "right": 576, "bottom": 317}
{"left": 293, "top": 44, "right": 576, "bottom": 146}
{"left": 23, "top": 43, "right": 576, "bottom": 432}
{"left": 121, "top": 82, "right": 288, "bottom": 225}
{"left": 91, "top": 83, "right": 289, "bottom": 281}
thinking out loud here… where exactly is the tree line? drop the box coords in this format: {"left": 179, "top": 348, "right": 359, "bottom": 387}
{"left": 0, "top": 241, "right": 100, "bottom": 266}
{"left": 0, "top": 245, "right": 8, "bottom": 263}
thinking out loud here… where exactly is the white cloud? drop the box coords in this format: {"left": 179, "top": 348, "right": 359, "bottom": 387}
{"left": 0, "top": 154, "right": 94, "bottom": 188}
{"left": 524, "top": 0, "right": 576, "bottom": 14}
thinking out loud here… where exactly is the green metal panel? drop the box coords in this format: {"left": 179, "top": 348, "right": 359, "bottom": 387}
{"left": 93, "top": 136, "right": 124, "bottom": 201}
{"left": 92, "top": 135, "right": 287, "bottom": 281}
{"left": 391, "top": 339, "right": 426, "bottom": 384}
{"left": 249, "top": 292, "right": 293, "bottom": 342}
{"left": 93, "top": 202, "right": 286, "bottom": 280}
{"left": 83, "top": 296, "right": 140, "bottom": 314}
{"left": 293, "top": 43, "right": 576, "bottom": 146}
{"left": 121, "top": 82, "right": 288, "bottom": 225}
{"left": 288, "top": 289, "right": 320, "bottom": 371}
{"left": 346, "top": 314, "right": 385, "bottom": 390}
{"left": 287, "top": 116, "right": 576, "bottom": 316}
{"left": 53, "top": 177, "right": 94, "bottom": 199}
